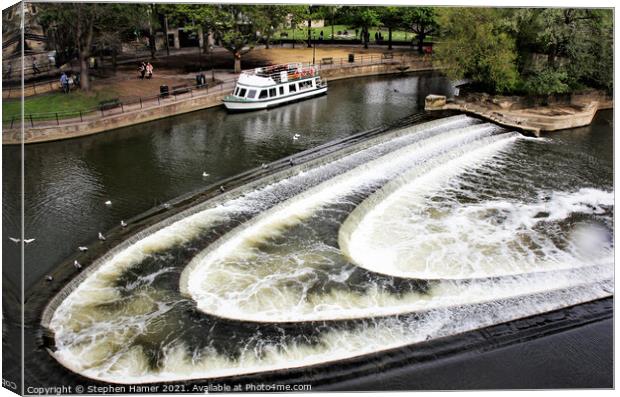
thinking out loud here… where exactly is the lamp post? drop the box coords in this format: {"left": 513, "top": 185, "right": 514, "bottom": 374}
{"left": 209, "top": 44, "right": 215, "bottom": 82}
{"left": 312, "top": 32, "right": 316, "bottom": 65}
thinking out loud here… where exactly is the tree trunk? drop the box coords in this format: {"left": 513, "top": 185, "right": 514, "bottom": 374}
{"left": 417, "top": 32, "right": 425, "bottom": 54}
{"left": 265, "top": 34, "right": 271, "bottom": 49}
{"left": 234, "top": 52, "right": 241, "bottom": 74}
{"left": 164, "top": 15, "right": 170, "bottom": 56}
{"left": 79, "top": 56, "right": 90, "bottom": 90}
{"left": 307, "top": 19, "right": 312, "bottom": 48}
{"left": 388, "top": 27, "right": 393, "bottom": 50}
{"left": 363, "top": 28, "right": 369, "bottom": 49}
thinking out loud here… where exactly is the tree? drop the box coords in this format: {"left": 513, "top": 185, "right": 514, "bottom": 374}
{"left": 344, "top": 6, "right": 380, "bottom": 49}
{"left": 512, "top": 8, "right": 613, "bottom": 94}
{"left": 254, "top": 5, "right": 291, "bottom": 49}
{"left": 212, "top": 5, "right": 260, "bottom": 73}
{"left": 434, "top": 8, "right": 519, "bottom": 93}
{"left": 403, "top": 7, "right": 438, "bottom": 54}
{"left": 378, "top": 7, "right": 405, "bottom": 50}
{"left": 38, "top": 3, "right": 129, "bottom": 91}
{"left": 162, "top": 3, "right": 217, "bottom": 55}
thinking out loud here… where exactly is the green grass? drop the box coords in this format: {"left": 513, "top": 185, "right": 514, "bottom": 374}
{"left": 278, "top": 24, "right": 420, "bottom": 42}
{"left": 3, "top": 89, "right": 118, "bottom": 120}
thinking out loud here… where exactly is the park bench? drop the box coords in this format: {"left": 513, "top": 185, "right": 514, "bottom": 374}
{"left": 98, "top": 98, "right": 121, "bottom": 111}
{"left": 171, "top": 84, "right": 191, "bottom": 95}
{"left": 321, "top": 57, "right": 334, "bottom": 65}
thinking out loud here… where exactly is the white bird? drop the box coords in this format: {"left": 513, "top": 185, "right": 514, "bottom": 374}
{"left": 78, "top": 246, "right": 88, "bottom": 252}
{"left": 8, "top": 237, "right": 20, "bottom": 243}
{"left": 105, "top": 200, "right": 112, "bottom": 206}
{"left": 98, "top": 232, "right": 106, "bottom": 241}
{"left": 289, "top": 158, "right": 294, "bottom": 166}
{"left": 219, "top": 186, "right": 225, "bottom": 193}
{"left": 121, "top": 220, "right": 127, "bottom": 227}
{"left": 293, "top": 133, "right": 300, "bottom": 140}
{"left": 261, "top": 163, "right": 269, "bottom": 169}
{"left": 46, "top": 275, "right": 53, "bottom": 282}
{"left": 73, "top": 260, "right": 82, "bottom": 270}
{"left": 163, "top": 203, "right": 171, "bottom": 209}
{"left": 202, "top": 172, "right": 210, "bottom": 177}
{"left": 23, "top": 238, "right": 35, "bottom": 244}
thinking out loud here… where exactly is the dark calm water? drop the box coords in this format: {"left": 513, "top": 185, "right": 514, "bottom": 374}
{"left": 1, "top": 72, "right": 613, "bottom": 390}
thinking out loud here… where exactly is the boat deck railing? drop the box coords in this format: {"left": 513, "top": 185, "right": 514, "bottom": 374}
{"left": 242, "top": 62, "right": 319, "bottom": 84}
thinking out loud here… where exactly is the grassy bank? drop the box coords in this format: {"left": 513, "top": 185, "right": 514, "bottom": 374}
{"left": 3, "top": 89, "right": 118, "bottom": 120}
{"left": 279, "top": 24, "right": 421, "bottom": 42}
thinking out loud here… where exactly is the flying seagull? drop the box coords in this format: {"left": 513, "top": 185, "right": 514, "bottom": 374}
{"left": 78, "top": 246, "right": 88, "bottom": 252}
{"left": 105, "top": 200, "right": 112, "bottom": 206}
{"left": 8, "top": 237, "right": 20, "bottom": 243}
{"left": 23, "top": 238, "right": 36, "bottom": 244}
{"left": 202, "top": 172, "right": 210, "bottom": 177}
{"left": 98, "top": 232, "right": 106, "bottom": 241}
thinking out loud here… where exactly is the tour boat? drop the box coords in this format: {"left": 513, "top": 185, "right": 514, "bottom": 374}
{"left": 223, "top": 63, "right": 328, "bottom": 111}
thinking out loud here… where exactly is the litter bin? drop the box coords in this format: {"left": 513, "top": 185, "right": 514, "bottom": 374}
{"left": 160, "top": 85, "right": 169, "bottom": 98}
{"left": 348, "top": 53, "right": 355, "bottom": 63}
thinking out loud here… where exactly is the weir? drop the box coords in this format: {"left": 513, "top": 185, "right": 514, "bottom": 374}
{"left": 39, "top": 115, "right": 613, "bottom": 384}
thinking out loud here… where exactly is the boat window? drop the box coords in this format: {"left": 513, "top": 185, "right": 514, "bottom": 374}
{"left": 259, "top": 90, "right": 268, "bottom": 99}
{"left": 279, "top": 86, "right": 285, "bottom": 95}
{"left": 247, "top": 89, "right": 256, "bottom": 99}
{"left": 289, "top": 83, "right": 297, "bottom": 93}
{"left": 239, "top": 88, "right": 247, "bottom": 97}
{"left": 299, "top": 80, "right": 313, "bottom": 90}
{"left": 234, "top": 87, "right": 239, "bottom": 96}
{"left": 269, "top": 88, "right": 277, "bottom": 97}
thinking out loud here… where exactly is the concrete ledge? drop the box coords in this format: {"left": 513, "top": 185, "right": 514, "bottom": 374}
{"left": 426, "top": 93, "right": 613, "bottom": 137}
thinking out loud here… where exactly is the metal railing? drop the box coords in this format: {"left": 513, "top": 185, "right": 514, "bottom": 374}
{"left": 4, "top": 53, "right": 432, "bottom": 129}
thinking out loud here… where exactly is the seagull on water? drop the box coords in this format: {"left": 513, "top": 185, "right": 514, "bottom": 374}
{"left": 78, "top": 246, "right": 88, "bottom": 252}
{"left": 8, "top": 237, "right": 20, "bottom": 243}
{"left": 24, "top": 238, "right": 35, "bottom": 244}
{"left": 105, "top": 200, "right": 112, "bottom": 206}
{"left": 163, "top": 203, "right": 171, "bottom": 209}
{"left": 121, "top": 220, "right": 127, "bottom": 228}
{"left": 202, "top": 172, "right": 210, "bottom": 177}
{"left": 293, "top": 133, "right": 300, "bottom": 140}
{"left": 98, "top": 232, "right": 106, "bottom": 241}
{"left": 219, "top": 186, "right": 225, "bottom": 193}
{"left": 73, "top": 260, "right": 82, "bottom": 270}
{"left": 289, "top": 158, "right": 294, "bottom": 166}
{"left": 46, "top": 275, "right": 53, "bottom": 282}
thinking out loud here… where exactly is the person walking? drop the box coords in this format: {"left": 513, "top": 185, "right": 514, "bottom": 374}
{"left": 32, "top": 61, "right": 40, "bottom": 75}
{"left": 138, "top": 62, "right": 146, "bottom": 79}
{"left": 146, "top": 62, "right": 153, "bottom": 79}
{"left": 60, "top": 72, "right": 69, "bottom": 93}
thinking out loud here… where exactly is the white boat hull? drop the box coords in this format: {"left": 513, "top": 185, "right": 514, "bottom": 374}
{"left": 223, "top": 87, "right": 328, "bottom": 111}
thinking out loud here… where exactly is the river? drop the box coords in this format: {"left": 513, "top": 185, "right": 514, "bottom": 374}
{"left": 2, "top": 72, "right": 613, "bottom": 390}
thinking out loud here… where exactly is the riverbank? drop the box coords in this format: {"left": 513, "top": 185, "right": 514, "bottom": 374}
{"left": 425, "top": 90, "right": 613, "bottom": 137}
{"left": 3, "top": 54, "right": 433, "bottom": 145}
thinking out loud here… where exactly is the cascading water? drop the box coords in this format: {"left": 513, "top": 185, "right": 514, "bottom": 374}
{"left": 45, "top": 115, "right": 613, "bottom": 384}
